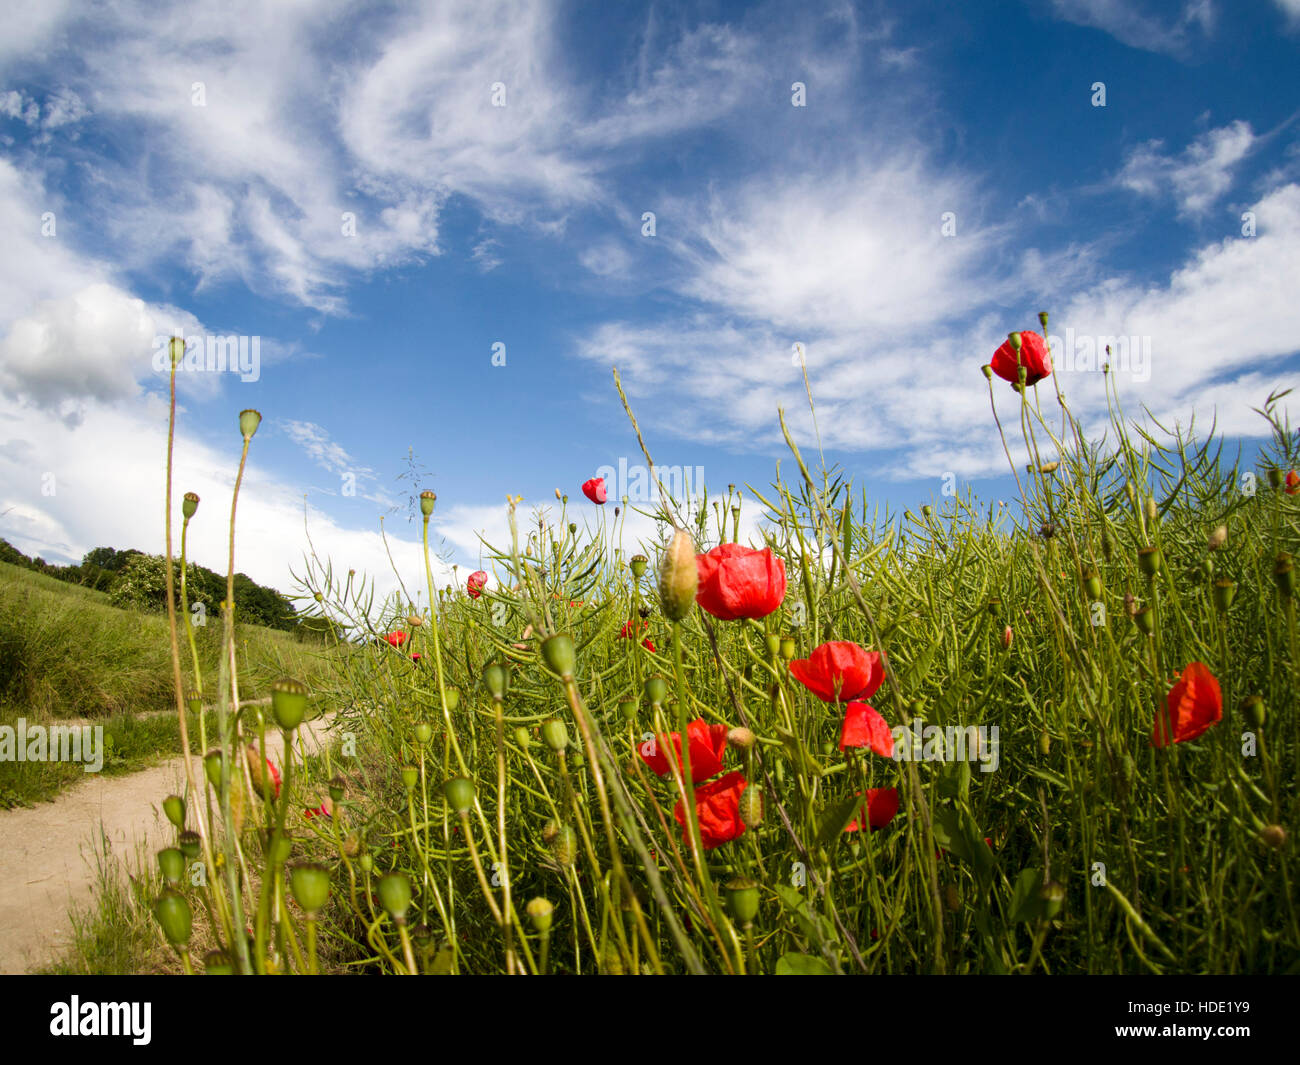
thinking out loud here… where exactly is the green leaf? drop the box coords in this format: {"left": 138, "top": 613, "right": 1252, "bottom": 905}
{"left": 817, "top": 792, "right": 868, "bottom": 846}
{"left": 1010, "top": 867, "right": 1045, "bottom": 924}
{"left": 775, "top": 952, "right": 835, "bottom": 975}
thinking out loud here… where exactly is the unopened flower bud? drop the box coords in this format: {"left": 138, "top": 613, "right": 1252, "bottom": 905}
{"left": 658, "top": 529, "right": 698, "bottom": 621}
{"left": 644, "top": 675, "right": 669, "bottom": 707}
{"left": 377, "top": 872, "right": 412, "bottom": 923}
{"left": 727, "top": 726, "right": 755, "bottom": 750}
{"left": 1137, "top": 545, "right": 1162, "bottom": 577}
{"left": 541, "top": 718, "right": 569, "bottom": 753}
{"left": 154, "top": 889, "right": 193, "bottom": 947}
{"left": 1207, "top": 525, "right": 1227, "bottom": 551}
{"left": 1261, "top": 824, "right": 1287, "bottom": 850}
{"left": 1212, "top": 579, "right": 1236, "bottom": 613}
{"left": 1240, "top": 695, "right": 1265, "bottom": 728}
{"left": 445, "top": 777, "right": 475, "bottom": 814}
{"left": 541, "top": 633, "right": 576, "bottom": 678}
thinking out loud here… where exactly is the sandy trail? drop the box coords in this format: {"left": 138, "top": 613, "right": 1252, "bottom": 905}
{"left": 0, "top": 714, "right": 336, "bottom": 974}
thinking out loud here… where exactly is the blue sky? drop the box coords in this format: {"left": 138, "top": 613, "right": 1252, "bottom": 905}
{"left": 1, "top": 0, "right": 1298, "bottom": 610}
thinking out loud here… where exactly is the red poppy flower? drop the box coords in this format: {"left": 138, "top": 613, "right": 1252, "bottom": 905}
{"left": 467, "top": 571, "right": 488, "bottom": 599}
{"left": 844, "top": 788, "right": 899, "bottom": 832}
{"left": 582, "top": 477, "right": 607, "bottom": 504}
{"left": 673, "top": 771, "right": 748, "bottom": 849}
{"left": 789, "top": 641, "right": 885, "bottom": 703}
{"left": 618, "top": 618, "right": 648, "bottom": 639}
{"left": 990, "top": 330, "right": 1052, "bottom": 387}
{"left": 410, "top": 653, "right": 422, "bottom": 663}
{"left": 695, "top": 543, "right": 787, "bottom": 621}
{"left": 641, "top": 718, "right": 728, "bottom": 783}
{"left": 642, "top": 637, "right": 656, "bottom": 652}
{"left": 304, "top": 802, "right": 330, "bottom": 819}
{"left": 1287, "top": 470, "right": 1299, "bottom": 495}
{"left": 839, "top": 701, "right": 894, "bottom": 756}
{"left": 1153, "top": 661, "right": 1222, "bottom": 747}
{"left": 384, "top": 630, "right": 407, "bottom": 647}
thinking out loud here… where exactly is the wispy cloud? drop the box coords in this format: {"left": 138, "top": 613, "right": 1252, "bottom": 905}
{"left": 1117, "top": 121, "right": 1255, "bottom": 218}
{"left": 1049, "top": 0, "right": 1215, "bottom": 58}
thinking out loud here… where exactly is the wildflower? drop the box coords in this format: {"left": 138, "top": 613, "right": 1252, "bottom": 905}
{"left": 839, "top": 701, "right": 894, "bottom": 757}
{"left": 1287, "top": 471, "right": 1299, "bottom": 496}
{"left": 789, "top": 640, "right": 885, "bottom": 703}
{"left": 304, "top": 802, "right": 331, "bottom": 819}
{"left": 245, "top": 746, "right": 281, "bottom": 799}
{"left": 1153, "top": 662, "right": 1222, "bottom": 747}
{"left": 582, "top": 477, "right": 607, "bottom": 504}
{"left": 467, "top": 570, "right": 488, "bottom": 599}
{"left": 673, "top": 771, "right": 748, "bottom": 849}
{"left": 641, "top": 718, "right": 728, "bottom": 783}
{"left": 694, "top": 544, "right": 787, "bottom": 620}
{"left": 384, "top": 631, "right": 407, "bottom": 648}
{"left": 844, "top": 788, "right": 899, "bottom": 832}
{"left": 990, "top": 330, "right": 1052, "bottom": 387}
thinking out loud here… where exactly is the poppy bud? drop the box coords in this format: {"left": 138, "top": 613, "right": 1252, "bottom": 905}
{"left": 1123, "top": 592, "right": 1138, "bottom": 617}
{"left": 1001, "top": 625, "right": 1013, "bottom": 650}
{"left": 763, "top": 633, "right": 780, "bottom": 659}
{"left": 167, "top": 335, "right": 184, "bottom": 367}
{"left": 630, "top": 554, "right": 648, "bottom": 578}
{"left": 483, "top": 661, "right": 509, "bottom": 701}
{"left": 444, "top": 777, "right": 475, "bottom": 813}
{"left": 238, "top": 409, "right": 261, "bottom": 440}
{"left": 414, "top": 721, "right": 433, "bottom": 745}
{"left": 162, "top": 794, "right": 185, "bottom": 829}
{"left": 359, "top": 853, "right": 373, "bottom": 873}
{"left": 780, "top": 636, "right": 796, "bottom": 660}
{"left": 1275, "top": 553, "right": 1295, "bottom": 598}
{"left": 204, "top": 749, "right": 223, "bottom": 789}
{"left": 420, "top": 490, "right": 436, "bottom": 517}
{"left": 182, "top": 492, "right": 199, "bottom": 519}
{"left": 1081, "top": 567, "right": 1102, "bottom": 600}
{"left": 1212, "top": 579, "right": 1236, "bottom": 613}
{"left": 1102, "top": 535, "right": 1114, "bottom": 562}
{"left": 526, "top": 897, "right": 555, "bottom": 934}
{"left": 1038, "top": 522, "right": 1056, "bottom": 539}
{"left": 1268, "top": 468, "right": 1284, "bottom": 489}
{"left": 1240, "top": 695, "right": 1265, "bottom": 728}
{"left": 204, "top": 950, "right": 234, "bottom": 975}
{"left": 185, "top": 689, "right": 202, "bottom": 716}
{"left": 1037, "top": 461, "right": 1059, "bottom": 475}
{"left": 289, "top": 862, "right": 332, "bottom": 914}
{"left": 550, "top": 823, "right": 577, "bottom": 866}
{"left": 155, "top": 889, "right": 193, "bottom": 947}
{"left": 1137, "top": 546, "right": 1162, "bottom": 577}
{"left": 727, "top": 726, "right": 755, "bottom": 750}
{"left": 1038, "top": 731, "right": 1051, "bottom": 756}
{"left": 443, "top": 688, "right": 461, "bottom": 714}
{"left": 329, "top": 776, "right": 345, "bottom": 802}
{"left": 377, "top": 872, "right": 412, "bottom": 924}
{"left": 1144, "top": 497, "right": 1157, "bottom": 524}
{"left": 1133, "top": 606, "right": 1155, "bottom": 635}
{"left": 944, "top": 883, "right": 962, "bottom": 911}
{"left": 644, "top": 675, "right": 669, "bottom": 706}
{"left": 739, "top": 782, "right": 764, "bottom": 828}
{"left": 541, "top": 634, "right": 576, "bottom": 678}
{"left": 271, "top": 677, "right": 309, "bottom": 731}
{"left": 1261, "top": 825, "right": 1287, "bottom": 849}
{"left": 981, "top": 364, "right": 993, "bottom": 381}
{"left": 343, "top": 832, "right": 361, "bottom": 858}
{"left": 158, "top": 847, "right": 185, "bottom": 885}
{"left": 1038, "top": 310, "right": 1049, "bottom": 331}
{"left": 1040, "top": 880, "right": 1066, "bottom": 919}
{"left": 179, "top": 830, "right": 201, "bottom": 860}
{"left": 1208, "top": 525, "right": 1227, "bottom": 551}
{"left": 657, "top": 529, "right": 698, "bottom": 621}
{"left": 618, "top": 699, "right": 637, "bottom": 721}
{"left": 400, "top": 765, "right": 418, "bottom": 791}
{"left": 725, "top": 878, "right": 760, "bottom": 926}
{"left": 541, "top": 718, "right": 569, "bottom": 753}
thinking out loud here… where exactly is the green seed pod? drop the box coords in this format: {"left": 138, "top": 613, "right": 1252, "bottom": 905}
{"left": 526, "top": 897, "right": 555, "bottom": 934}
{"left": 158, "top": 847, "right": 186, "bottom": 885}
{"left": 444, "top": 776, "right": 475, "bottom": 813}
{"left": 657, "top": 529, "right": 698, "bottom": 621}
{"left": 204, "top": 950, "right": 234, "bottom": 974}
{"left": 1102, "top": 535, "right": 1114, "bottom": 562}
{"left": 289, "top": 862, "right": 331, "bottom": 914}
{"left": 185, "top": 690, "right": 202, "bottom": 716}
{"left": 1275, "top": 553, "right": 1295, "bottom": 598}
{"left": 419, "top": 490, "right": 436, "bottom": 517}
{"left": 1038, "top": 731, "right": 1051, "bottom": 757}
{"left": 328, "top": 776, "right": 345, "bottom": 803}
{"left": 981, "top": 363, "right": 993, "bottom": 381}
{"left": 514, "top": 726, "right": 532, "bottom": 749}
{"left": 779, "top": 637, "right": 796, "bottom": 660}
{"left": 1081, "top": 567, "right": 1102, "bottom": 600}
{"left": 1212, "top": 578, "right": 1236, "bottom": 613}
{"left": 270, "top": 677, "right": 309, "bottom": 731}
{"left": 359, "top": 853, "right": 373, "bottom": 873}
{"left": 238, "top": 408, "right": 262, "bottom": 440}
{"left": 541, "top": 634, "right": 576, "bottom": 678}
{"left": 265, "top": 831, "right": 292, "bottom": 866}
{"left": 1040, "top": 880, "right": 1066, "bottom": 919}
{"left": 483, "top": 661, "right": 509, "bottom": 701}
{"left": 986, "top": 597, "right": 1002, "bottom": 616}
{"left": 550, "top": 823, "right": 578, "bottom": 866}
{"left": 400, "top": 765, "right": 418, "bottom": 791}
{"left": 154, "top": 889, "right": 193, "bottom": 947}
{"left": 162, "top": 794, "right": 185, "bottom": 829}
{"left": 725, "top": 877, "right": 760, "bottom": 925}
{"left": 1137, "top": 546, "right": 1162, "bottom": 577}
{"left": 765, "top": 633, "right": 781, "bottom": 658}
{"left": 178, "top": 830, "right": 201, "bottom": 860}
{"left": 413, "top": 721, "right": 433, "bottom": 745}
{"left": 1261, "top": 824, "right": 1287, "bottom": 850}
{"left": 541, "top": 718, "right": 569, "bottom": 753}
{"left": 377, "top": 872, "right": 412, "bottom": 924}
{"left": 739, "top": 782, "right": 764, "bottom": 828}
{"left": 618, "top": 699, "right": 637, "bottom": 721}
{"left": 630, "top": 554, "right": 648, "bottom": 579}
{"left": 1240, "top": 695, "right": 1266, "bottom": 729}
{"left": 443, "top": 688, "right": 461, "bottom": 714}
{"left": 1133, "top": 606, "right": 1155, "bottom": 636}
{"left": 1268, "top": 468, "right": 1284, "bottom": 490}
{"left": 182, "top": 492, "right": 200, "bottom": 520}
{"left": 204, "top": 749, "right": 223, "bottom": 789}
{"left": 644, "top": 675, "right": 669, "bottom": 707}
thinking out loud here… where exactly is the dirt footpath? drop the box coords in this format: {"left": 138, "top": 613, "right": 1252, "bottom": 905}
{"left": 0, "top": 716, "right": 336, "bottom": 974}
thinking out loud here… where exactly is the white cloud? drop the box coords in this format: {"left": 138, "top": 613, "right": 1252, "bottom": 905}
{"left": 1050, "top": 0, "right": 1215, "bottom": 58}
{"left": 1118, "top": 121, "right": 1255, "bottom": 218}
